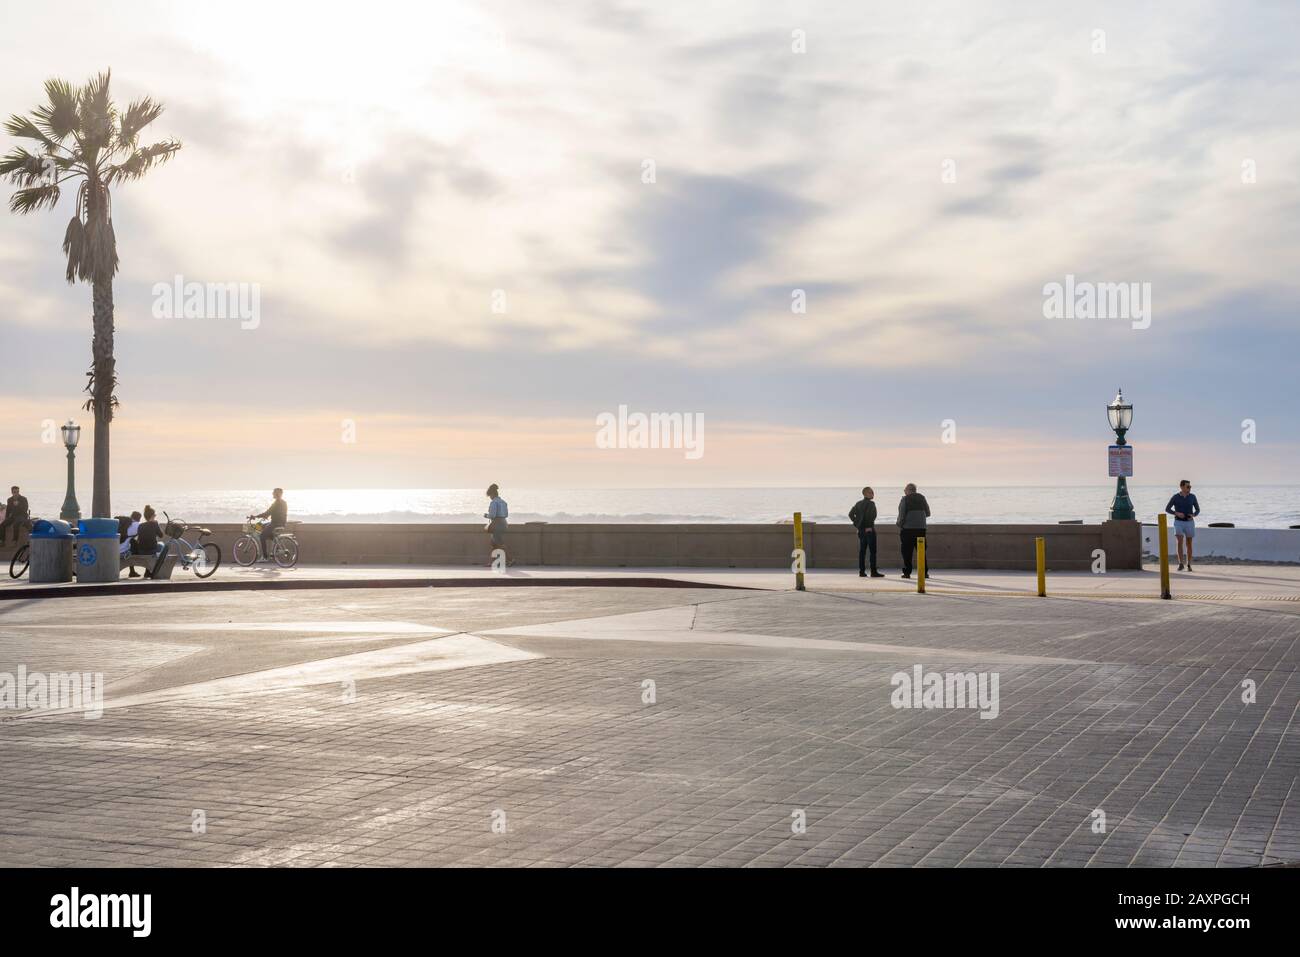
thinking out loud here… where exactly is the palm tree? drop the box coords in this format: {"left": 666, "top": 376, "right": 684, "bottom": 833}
{"left": 1, "top": 71, "right": 180, "bottom": 518}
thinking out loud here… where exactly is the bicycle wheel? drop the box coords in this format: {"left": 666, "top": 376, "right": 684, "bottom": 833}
{"left": 233, "top": 536, "right": 259, "bottom": 567}
{"left": 273, "top": 537, "right": 299, "bottom": 568}
{"left": 193, "top": 542, "right": 221, "bottom": 578}
{"left": 9, "top": 544, "right": 29, "bottom": 579}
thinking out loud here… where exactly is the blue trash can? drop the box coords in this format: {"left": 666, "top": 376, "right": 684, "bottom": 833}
{"left": 30, "top": 519, "right": 75, "bottom": 583}
{"left": 75, "top": 518, "right": 123, "bottom": 583}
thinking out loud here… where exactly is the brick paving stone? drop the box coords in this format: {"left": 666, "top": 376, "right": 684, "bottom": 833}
{"left": 0, "top": 586, "right": 1295, "bottom": 867}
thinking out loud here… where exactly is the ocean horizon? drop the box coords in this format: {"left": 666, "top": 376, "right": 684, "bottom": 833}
{"left": 18, "top": 485, "right": 1300, "bottom": 529}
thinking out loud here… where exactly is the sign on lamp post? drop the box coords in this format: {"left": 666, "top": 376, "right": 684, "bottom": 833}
{"left": 1108, "top": 445, "right": 1133, "bottom": 478}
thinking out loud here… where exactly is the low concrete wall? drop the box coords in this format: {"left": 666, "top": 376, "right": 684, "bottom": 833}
{"left": 810, "top": 520, "right": 1139, "bottom": 571}
{"left": 172, "top": 520, "right": 1141, "bottom": 571}
{"left": 1141, "top": 525, "right": 1300, "bottom": 564}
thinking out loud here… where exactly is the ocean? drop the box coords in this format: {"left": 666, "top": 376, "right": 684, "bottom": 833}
{"left": 17, "top": 486, "right": 1300, "bottom": 529}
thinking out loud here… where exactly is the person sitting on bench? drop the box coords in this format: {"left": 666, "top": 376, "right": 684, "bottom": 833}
{"left": 130, "top": 506, "right": 165, "bottom": 577}
{"left": 118, "top": 511, "right": 143, "bottom": 576}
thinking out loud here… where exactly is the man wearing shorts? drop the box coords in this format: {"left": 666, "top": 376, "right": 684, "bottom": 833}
{"left": 1165, "top": 479, "right": 1200, "bottom": 571}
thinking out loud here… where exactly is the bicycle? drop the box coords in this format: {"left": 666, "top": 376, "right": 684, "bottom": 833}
{"left": 161, "top": 513, "right": 221, "bottom": 578}
{"left": 8, "top": 540, "right": 30, "bottom": 579}
{"left": 7, "top": 517, "right": 35, "bottom": 579}
{"left": 233, "top": 518, "right": 299, "bottom": 568}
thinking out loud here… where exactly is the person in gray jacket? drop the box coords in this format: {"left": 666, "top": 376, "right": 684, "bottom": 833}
{"left": 896, "top": 483, "right": 931, "bottom": 580}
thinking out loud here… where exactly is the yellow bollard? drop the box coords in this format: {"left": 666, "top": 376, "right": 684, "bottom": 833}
{"left": 917, "top": 537, "right": 926, "bottom": 594}
{"left": 792, "top": 511, "right": 806, "bottom": 592}
{"left": 1036, "top": 536, "right": 1046, "bottom": 597}
{"left": 1158, "top": 513, "right": 1172, "bottom": 600}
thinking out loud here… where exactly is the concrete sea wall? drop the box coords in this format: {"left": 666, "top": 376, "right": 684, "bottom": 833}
{"left": 120, "top": 520, "right": 1142, "bottom": 571}
{"left": 1141, "top": 524, "right": 1300, "bottom": 564}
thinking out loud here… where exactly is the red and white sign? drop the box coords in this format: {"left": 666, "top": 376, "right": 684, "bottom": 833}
{"left": 1108, "top": 445, "right": 1133, "bottom": 478}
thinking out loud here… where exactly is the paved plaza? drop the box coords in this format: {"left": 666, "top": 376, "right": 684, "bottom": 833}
{"left": 1, "top": 579, "right": 1296, "bottom": 867}
{"left": 6, "top": 562, "right": 1300, "bottom": 600}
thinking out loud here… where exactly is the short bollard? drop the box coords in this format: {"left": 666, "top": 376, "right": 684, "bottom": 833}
{"left": 1158, "top": 513, "right": 1172, "bottom": 600}
{"left": 792, "top": 511, "right": 806, "bottom": 592}
{"left": 917, "top": 537, "right": 926, "bottom": 594}
{"left": 1036, "top": 537, "right": 1046, "bottom": 597}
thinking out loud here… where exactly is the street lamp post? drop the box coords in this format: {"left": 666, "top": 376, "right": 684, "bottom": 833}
{"left": 59, "top": 419, "right": 82, "bottom": 523}
{"left": 1107, "top": 389, "right": 1135, "bottom": 521}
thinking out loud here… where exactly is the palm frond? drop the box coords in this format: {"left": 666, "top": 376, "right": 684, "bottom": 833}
{"left": 0, "top": 146, "right": 44, "bottom": 181}
{"left": 3, "top": 114, "right": 63, "bottom": 153}
{"left": 116, "top": 97, "right": 164, "bottom": 147}
{"left": 77, "top": 71, "right": 117, "bottom": 152}
{"left": 0, "top": 147, "right": 73, "bottom": 188}
{"left": 32, "top": 78, "right": 80, "bottom": 141}
{"left": 62, "top": 215, "right": 86, "bottom": 281}
{"left": 81, "top": 393, "right": 120, "bottom": 416}
{"left": 60, "top": 202, "right": 118, "bottom": 283}
{"left": 89, "top": 216, "right": 119, "bottom": 280}
{"left": 9, "top": 183, "right": 61, "bottom": 214}
{"left": 83, "top": 366, "right": 120, "bottom": 419}
{"left": 106, "top": 139, "right": 181, "bottom": 183}
{"left": 82, "top": 70, "right": 113, "bottom": 111}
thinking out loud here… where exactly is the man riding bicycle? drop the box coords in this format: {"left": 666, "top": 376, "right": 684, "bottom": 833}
{"left": 248, "top": 488, "right": 288, "bottom": 561}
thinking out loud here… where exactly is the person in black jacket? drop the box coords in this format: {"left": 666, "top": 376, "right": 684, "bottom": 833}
{"left": 131, "top": 506, "right": 165, "bottom": 579}
{"left": 849, "top": 487, "right": 884, "bottom": 577}
{"left": 896, "top": 483, "right": 931, "bottom": 580}
{"left": 1, "top": 486, "right": 29, "bottom": 545}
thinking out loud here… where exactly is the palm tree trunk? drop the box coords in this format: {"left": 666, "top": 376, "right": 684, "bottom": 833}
{"left": 90, "top": 277, "right": 115, "bottom": 518}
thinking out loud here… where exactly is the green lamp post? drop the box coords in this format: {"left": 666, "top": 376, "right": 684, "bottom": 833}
{"left": 59, "top": 418, "right": 82, "bottom": 524}
{"left": 1107, "top": 389, "right": 1135, "bottom": 521}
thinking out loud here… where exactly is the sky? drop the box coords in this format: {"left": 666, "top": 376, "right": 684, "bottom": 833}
{"left": 1, "top": 0, "right": 1297, "bottom": 494}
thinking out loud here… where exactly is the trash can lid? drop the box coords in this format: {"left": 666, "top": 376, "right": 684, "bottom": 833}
{"left": 78, "top": 518, "right": 120, "bottom": 538}
{"left": 31, "top": 519, "right": 74, "bottom": 539}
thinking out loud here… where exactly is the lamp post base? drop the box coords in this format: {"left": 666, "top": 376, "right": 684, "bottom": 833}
{"left": 60, "top": 448, "right": 81, "bottom": 524}
{"left": 1109, "top": 476, "right": 1135, "bottom": 522}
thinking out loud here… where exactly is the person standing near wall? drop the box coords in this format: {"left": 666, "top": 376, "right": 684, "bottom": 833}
{"left": 897, "top": 483, "right": 931, "bottom": 580}
{"left": 485, "top": 484, "right": 510, "bottom": 566}
{"left": 849, "top": 487, "right": 884, "bottom": 577}
{"left": 1165, "top": 479, "right": 1201, "bottom": 571}
{"left": 1, "top": 486, "right": 29, "bottom": 545}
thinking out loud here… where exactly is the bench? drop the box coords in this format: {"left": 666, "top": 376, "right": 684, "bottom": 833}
{"left": 120, "top": 544, "right": 179, "bottom": 580}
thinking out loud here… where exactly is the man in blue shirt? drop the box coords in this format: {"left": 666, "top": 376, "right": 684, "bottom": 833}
{"left": 1165, "top": 480, "right": 1201, "bottom": 571}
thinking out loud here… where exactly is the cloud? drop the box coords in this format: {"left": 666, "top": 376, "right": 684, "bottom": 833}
{"left": 330, "top": 138, "right": 500, "bottom": 268}
{"left": 1, "top": 0, "right": 1298, "bottom": 485}
{"left": 622, "top": 172, "right": 817, "bottom": 329}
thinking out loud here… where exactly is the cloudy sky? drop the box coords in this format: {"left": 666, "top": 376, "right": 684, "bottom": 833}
{"left": 1, "top": 0, "right": 1297, "bottom": 493}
